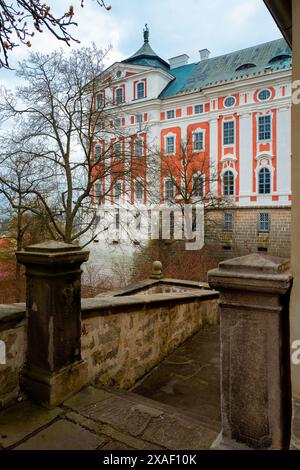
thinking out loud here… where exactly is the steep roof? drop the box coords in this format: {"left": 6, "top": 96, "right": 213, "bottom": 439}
{"left": 160, "top": 38, "right": 291, "bottom": 99}
{"left": 122, "top": 25, "right": 170, "bottom": 71}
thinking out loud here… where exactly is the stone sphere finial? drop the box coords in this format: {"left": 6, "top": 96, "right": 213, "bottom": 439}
{"left": 150, "top": 260, "right": 163, "bottom": 279}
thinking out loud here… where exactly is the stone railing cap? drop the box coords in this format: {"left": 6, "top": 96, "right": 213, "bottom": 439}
{"left": 218, "top": 253, "right": 290, "bottom": 275}
{"left": 24, "top": 241, "right": 81, "bottom": 253}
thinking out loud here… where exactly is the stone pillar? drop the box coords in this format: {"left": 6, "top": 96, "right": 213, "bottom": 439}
{"left": 290, "top": 0, "right": 300, "bottom": 449}
{"left": 208, "top": 253, "right": 292, "bottom": 449}
{"left": 16, "top": 241, "right": 89, "bottom": 407}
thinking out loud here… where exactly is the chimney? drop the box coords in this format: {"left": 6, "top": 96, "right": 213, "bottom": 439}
{"left": 199, "top": 49, "right": 210, "bottom": 61}
{"left": 168, "top": 54, "right": 190, "bottom": 69}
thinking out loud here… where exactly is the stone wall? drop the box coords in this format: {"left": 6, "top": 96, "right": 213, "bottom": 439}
{"left": 0, "top": 285, "right": 218, "bottom": 408}
{"left": 0, "top": 305, "right": 26, "bottom": 408}
{"left": 205, "top": 207, "right": 291, "bottom": 259}
{"left": 81, "top": 293, "right": 219, "bottom": 389}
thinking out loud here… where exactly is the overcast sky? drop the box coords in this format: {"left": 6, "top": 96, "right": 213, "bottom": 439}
{"left": 0, "top": 0, "right": 282, "bottom": 88}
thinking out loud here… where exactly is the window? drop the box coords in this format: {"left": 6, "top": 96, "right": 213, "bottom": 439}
{"left": 136, "top": 114, "right": 143, "bottom": 124}
{"left": 113, "top": 141, "right": 122, "bottom": 159}
{"left": 259, "top": 213, "right": 270, "bottom": 232}
{"left": 135, "top": 179, "right": 144, "bottom": 202}
{"left": 96, "top": 93, "right": 103, "bottom": 110}
{"left": 223, "top": 121, "right": 235, "bottom": 145}
{"left": 258, "top": 89, "right": 271, "bottom": 101}
{"left": 135, "top": 137, "right": 144, "bottom": 157}
{"left": 258, "top": 115, "right": 271, "bottom": 141}
{"left": 114, "top": 180, "right": 122, "bottom": 201}
{"left": 192, "top": 131, "right": 204, "bottom": 151}
{"left": 224, "top": 96, "right": 236, "bottom": 108}
{"left": 165, "top": 179, "right": 175, "bottom": 199}
{"left": 115, "top": 87, "right": 123, "bottom": 105}
{"left": 223, "top": 170, "right": 234, "bottom": 196}
{"left": 94, "top": 144, "right": 102, "bottom": 161}
{"left": 165, "top": 136, "right": 175, "bottom": 154}
{"left": 114, "top": 118, "right": 121, "bottom": 128}
{"left": 94, "top": 181, "right": 102, "bottom": 203}
{"left": 258, "top": 167, "right": 271, "bottom": 194}
{"left": 192, "top": 174, "right": 204, "bottom": 197}
{"left": 194, "top": 104, "right": 204, "bottom": 114}
{"left": 235, "top": 63, "right": 256, "bottom": 71}
{"left": 224, "top": 212, "right": 233, "bottom": 231}
{"left": 137, "top": 82, "right": 145, "bottom": 99}
{"left": 268, "top": 54, "right": 291, "bottom": 64}
{"left": 166, "top": 110, "right": 175, "bottom": 119}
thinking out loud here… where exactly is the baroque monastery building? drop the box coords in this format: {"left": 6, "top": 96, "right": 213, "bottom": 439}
{"left": 86, "top": 26, "right": 292, "bottom": 273}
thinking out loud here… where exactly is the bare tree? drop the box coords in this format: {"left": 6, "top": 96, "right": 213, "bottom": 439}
{"left": 160, "top": 137, "right": 225, "bottom": 209}
{"left": 0, "top": 0, "right": 112, "bottom": 68}
{"left": 0, "top": 146, "right": 56, "bottom": 300}
{"left": 0, "top": 45, "right": 149, "bottom": 245}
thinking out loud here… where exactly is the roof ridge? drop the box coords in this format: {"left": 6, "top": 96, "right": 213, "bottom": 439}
{"left": 202, "top": 37, "right": 289, "bottom": 64}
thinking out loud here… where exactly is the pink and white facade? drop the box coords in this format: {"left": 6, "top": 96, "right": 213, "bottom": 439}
{"left": 85, "top": 27, "right": 292, "bottom": 268}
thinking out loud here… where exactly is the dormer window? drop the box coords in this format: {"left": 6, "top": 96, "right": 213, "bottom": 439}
{"left": 137, "top": 82, "right": 145, "bottom": 99}
{"left": 268, "top": 54, "right": 291, "bottom": 64}
{"left": 115, "top": 87, "right": 124, "bottom": 105}
{"left": 235, "top": 63, "right": 256, "bottom": 71}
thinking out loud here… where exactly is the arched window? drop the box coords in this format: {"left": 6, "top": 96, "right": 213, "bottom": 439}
{"left": 223, "top": 170, "right": 234, "bottom": 196}
{"left": 165, "top": 179, "right": 175, "bottom": 199}
{"left": 258, "top": 167, "right": 271, "bottom": 194}
{"left": 137, "top": 82, "right": 145, "bottom": 99}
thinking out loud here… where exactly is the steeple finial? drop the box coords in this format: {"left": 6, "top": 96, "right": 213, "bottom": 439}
{"left": 143, "top": 24, "right": 149, "bottom": 43}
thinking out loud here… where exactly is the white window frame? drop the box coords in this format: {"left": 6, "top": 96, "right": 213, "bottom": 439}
{"left": 223, "top": 120, "right": 235, "bottom": 146}
{"left": 136, "top": 81, "right": 145, "bottom": 99}
{"left": 257, "top": 114, "right": 272, "bottom": 142}
{"left": 192, "top": 173, "right": 205, "bottom": 198}
{"left": 115, "top": 87, "right": 123, "bottom": 105}
{"left": 192, "top": 129, "right": 205, "bottom": 152}
{"left": 113, "top": 141, "right": 122, "bottom": 159}
{"left": 164, "top": 134, "right": 176, "bottom": 155}
{"left": 166, "top": 109, "right": 175, "bottom": 120}
{"left": 257, "top": 88, "right": 272, "bottom": 102}
{"left": 194, "top": 104, "right": 204, "bottom": 114}
{"left": 164, "top": 178, "right": 175, "bottom": 200}
{"left": 114, "top": 180, "right": 123, "bottom": 202}
{"left": 94, "top": 143, "right": 103, "bottom": 161}
{"left": 96, "top": 93, "right": 104, "bottom": 110}
{"left": 258, "top": 212, "right": 270, "bottom": 233}
{"left": 135, "top": 114, "right": 143, "bottom": 124}
{"left": 224, "top": 212, "right": 233, "bottom": 231}
{"left": 224, "top": 95, "right": 236, "bottom": 108}
{"left": 134, "top": 177, "right": 144, "bottom": 202}
{"left": 222, "top": 169, "right": 235, "bottom": 196}
{"left": 94, "top": 181, "right": 102, "bottom": 203}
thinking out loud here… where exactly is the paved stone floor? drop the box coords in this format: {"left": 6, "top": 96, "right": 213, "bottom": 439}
{"left": 133, "top": 325, "right": 221, "bottom": 432}
{"left": 0, "top": 326, "right": 220, "bottom": 450}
